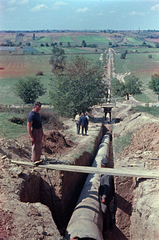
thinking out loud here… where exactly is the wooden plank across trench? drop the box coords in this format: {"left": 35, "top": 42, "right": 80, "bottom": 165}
{"left": 11, "top": 160, "right": 159, "bottom": 179}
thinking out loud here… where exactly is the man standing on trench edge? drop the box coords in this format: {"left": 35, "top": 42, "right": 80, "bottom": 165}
{"left": 80, "top": 112, "right": 88, "bottom": 136}
{"left": 27, "top": 101, "right": 44, "bottom": 164}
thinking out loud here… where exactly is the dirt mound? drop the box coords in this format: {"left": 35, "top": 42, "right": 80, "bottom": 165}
{"left": 42, "top": 130, "right": 74, "bottom": 156}
{"left": 121, "top": 122, "right": 159, "bottom": 157}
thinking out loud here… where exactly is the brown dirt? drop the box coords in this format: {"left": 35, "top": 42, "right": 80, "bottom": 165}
{"left": 42, "top": 130, "right": 75, "bottom": 156}
{"left": 0, "top": 107, "right": 104, "bottom": 239}
{"left": 104, "top": 101, "right": 159, "bottom": 240}
{"left": 1, "top": 99, "right": 159, "bottom": 239}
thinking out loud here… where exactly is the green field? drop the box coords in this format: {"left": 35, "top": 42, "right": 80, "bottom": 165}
{"left": 58, "top": 36, "right": 75, "bottom": 42}
{"left": 35, "top": 37, "right": 51, "bottom": 42}
{"left": 114, "top": 51, "right": 159, "bottom": 102}
{"left": 0, "top": 112, "right": 28, "bottom": 139}
{"left": 77, "top": 35, "right": 109, "bottom": 43}
{"left": 1, "top": 31, "right": 159, "bottom": 105}
{"left": 127, "top": 37, "right": 143, "bottom": 44}
{"left": 34, "top": 46, "right": 53, "bottom": 53}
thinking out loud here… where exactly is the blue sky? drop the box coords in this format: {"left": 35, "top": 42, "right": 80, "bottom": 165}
{"left": 0, "top": 0, "right": 159, "bottom": 31}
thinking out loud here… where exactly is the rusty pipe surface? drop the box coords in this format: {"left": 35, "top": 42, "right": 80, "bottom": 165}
{"left": 65, "top": 133, "right": 110, "bottom": 240}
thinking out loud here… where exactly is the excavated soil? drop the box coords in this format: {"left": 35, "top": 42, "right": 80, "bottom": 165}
{"left": 105, "top": 103, "right": 159, "bottom": 240}
{"left": 0, "top": 107, "right": 105, "bottom": 240}
{"left": 42, "top": 131, "right": 75, "bottom": 156}
{"left": 1, "top": 99, "right": 159, "bottom": 240}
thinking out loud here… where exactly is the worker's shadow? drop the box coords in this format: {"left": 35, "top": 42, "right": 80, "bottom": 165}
{"left": 114, "top": 193, "right": 132, "bottom": 216}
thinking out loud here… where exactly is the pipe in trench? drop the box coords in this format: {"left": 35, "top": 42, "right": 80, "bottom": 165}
{"left": 65, "top": 133, "right": 110, "bottom": 240}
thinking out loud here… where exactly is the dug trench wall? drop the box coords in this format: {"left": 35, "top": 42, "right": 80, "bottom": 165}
{"left": 20, "top": 123, "right": 108, "bottom": 236}
{"left": 112, "top": 112, "right": 159, "bottom": 240}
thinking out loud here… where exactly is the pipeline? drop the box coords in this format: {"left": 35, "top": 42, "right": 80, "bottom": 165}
{"left": 65, "top": 133, "right": 110, "bottom": 240}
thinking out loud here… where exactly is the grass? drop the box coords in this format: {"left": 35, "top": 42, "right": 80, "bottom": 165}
{"left": 134, "top": 92, "right": 153, "bottom": 103}
{"left": 130, "top": 105, "right": 159, "bottom": 117}
{"left": 77, "top": 35, "right": 109, "bottom": 43}
{"left": 34, "top": 46, "right": 53, "bottom": 54}
{"left": 0, "top": 112, "right": 28, "bottom": 139}
{"left": 113, "top": 133, "right": 133, "bottom": 157}
{"left": 0, "top": 76, "right": 52, "bottom": 105}
{"left": 35, "top": 37, "right": 51, "bottom": 43}
{"left": 127, "top": 37, "right": 143, "bottom": 44}
{"left": 58, "top": 36, "right": 75, "bottom": 42}
{"left": 0, "top": 106, "right": 62, "bottom": 139}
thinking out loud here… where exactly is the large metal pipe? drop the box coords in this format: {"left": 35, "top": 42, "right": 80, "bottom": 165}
{"left": 65, "top": 133, "right": 110, "bottom": 240}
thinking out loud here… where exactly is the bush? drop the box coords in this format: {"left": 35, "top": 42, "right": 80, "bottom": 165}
{"left": 13, "top": 76, "right": 46, "bottom": 104}
{"left": 36, "top": 71, "right": 43, "bottom": 76}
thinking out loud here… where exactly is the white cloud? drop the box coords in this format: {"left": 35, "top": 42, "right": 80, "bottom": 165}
{"left": 109, "top": 10, "right": 116, "bottom": 14}
{"left": 52, "top": 1, "right": 67, "bottom": 10}
{"left": 30, "top": 4, "right": 48, "bottom": 12}
{"left": 97, "top": 11, "right": 103, "bottom": 16}
{"left": 53, "top": 2, "right": 67, "bottom": 7}
{"left": 130, "top": 11, "right": 144, "bottom": 16}
{"left": 7, "top": 7, "right": 17, "bottom": 11}
{"left": 76, "top": 7, "right": 90, "bottom": 13}
{"left": 151, "top": 4, "right": 159, "bottom": 11}
{"left": 8, "top": 0, "right": 28, "bottom": 5}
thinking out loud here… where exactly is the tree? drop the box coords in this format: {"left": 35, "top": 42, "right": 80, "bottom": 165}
{"left": 49, "top": 55, "right": 107, "bottom": 117}
{"left": 112, "top": 79, "right": 126, "bottom": 97}
{"left": 49, "top": 47, "right": 66, "bottom": 73}
{"left": 13, "top": 77, "right": 46, "bottom": 104}
{"left": 112, "top": 75, "right": 142, "bottom": 100}
{"left": 149, "top": 73, "right": 159, "bottom": 100}
{"left": 120, "top": 53, "right": 126, "bottom": 59}
{"left": 124, "top": 75, "right": 143, "bottom": 100}
{"left": 155, "top": 43, "right": 159, "bottom": 48}
{"left": 82, "top": 40, "right": 86, "bottom": 47}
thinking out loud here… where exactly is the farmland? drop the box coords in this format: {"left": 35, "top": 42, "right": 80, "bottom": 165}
{"left": 0, "top": 30, "right": 159, "bottom": 105}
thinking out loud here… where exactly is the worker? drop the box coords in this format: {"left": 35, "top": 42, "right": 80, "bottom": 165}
{"left": 75, "top": 112, "right": 81, "bottom": 134}
{"left": 27, "top": 101, "right": 44, "bottom": 164}
{"left": 98, "top": 158, "right": 114, "bottom": 233}
{"left": 104, "top": 107, "right": 112, "bottom": 122}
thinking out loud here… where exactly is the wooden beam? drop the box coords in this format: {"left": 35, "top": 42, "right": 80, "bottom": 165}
{"left": 11, "top": 160, "right": 159, "bottom": 179}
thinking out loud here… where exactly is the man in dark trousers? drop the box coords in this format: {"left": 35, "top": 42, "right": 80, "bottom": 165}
{"left": 80, "top": 112, "right": 88, "bottom": 136}
{"left": 27, "top": 101, "right": 44, "bottom": 164}
{"left": 98, "top": 158, "right": 114, "bottom": 233}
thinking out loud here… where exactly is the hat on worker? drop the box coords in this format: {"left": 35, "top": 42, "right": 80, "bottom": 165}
{"left": 101, "top": 157, "right": 109, "bottom": 167}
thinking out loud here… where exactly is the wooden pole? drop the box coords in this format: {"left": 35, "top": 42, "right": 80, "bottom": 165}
{"left": 11, "top": 160, "right": 159, "bottom": 179}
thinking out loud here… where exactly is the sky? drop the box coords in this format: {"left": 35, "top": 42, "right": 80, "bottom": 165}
{"left": 0, "top": 0, "right": 159, "bottom": 31}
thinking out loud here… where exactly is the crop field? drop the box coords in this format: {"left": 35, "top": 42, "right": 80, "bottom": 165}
{"left": 22, "top": 47, "right": 41, "bottom": 54}
{"left": 0, "top": 54, "right": 52, "bottom": 78}
{"left": 114, "top": 52, "right": 159, "bottom": 74}
{"left": 0, "top": 50, "right": 101, "bottom": 105}
{"left": 77, "top": 35, "right": 109, "bottom": 43}
{"left": 114, "top": 50, "right": 159, "bottom": 102}
{"left": 127, "top": 37, "right": 143, "bottom": 45}
{"left": 35, "top": 37, "right": 51, "bottom": 43}
{"left": 34, "top": 46, "right": 52, "bottom": 54}
{"left": 58, "top": 36, "right": 75, "bottom": 43}
{"left": 0, "top": 31, "right": 159, "bottom": 105}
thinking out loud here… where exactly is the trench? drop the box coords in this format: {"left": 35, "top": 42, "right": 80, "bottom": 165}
{"left": 19, "top": 123, "right": 133, "bottom": 239}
